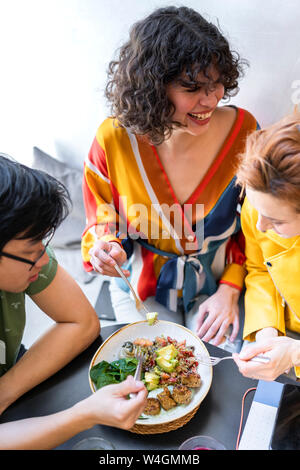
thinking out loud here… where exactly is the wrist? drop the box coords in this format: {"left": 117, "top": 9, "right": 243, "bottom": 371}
{"left": 71, "top": 399, "right": 95, "bottom": 431}
{"left": 218, "top": 283, "right": 240, "bottom": 298}
{"left": 255, "top": 327, "right": 278, "bottom": 342}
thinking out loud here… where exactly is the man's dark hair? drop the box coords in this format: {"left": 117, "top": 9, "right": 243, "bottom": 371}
{"left": 105, "top": 6, "right": 247, "bottom": 145}
{"left": 0, "top": 155, "right": 71, "bottom": 252}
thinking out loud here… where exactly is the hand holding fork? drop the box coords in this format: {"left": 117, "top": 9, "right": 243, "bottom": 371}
{"left": 197, "top": 353, "right": 270, "bottom": 367}
{"left": 89, "top": 240, "right": 156, "bottom": 320}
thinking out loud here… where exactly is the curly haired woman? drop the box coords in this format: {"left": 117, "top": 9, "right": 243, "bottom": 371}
{"left": 81, "top": 6, "right": 259, "bottom": 348}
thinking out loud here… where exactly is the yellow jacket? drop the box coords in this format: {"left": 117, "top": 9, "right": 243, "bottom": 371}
{"left": 241, "top": 197, "right": 300, "bottom": 376}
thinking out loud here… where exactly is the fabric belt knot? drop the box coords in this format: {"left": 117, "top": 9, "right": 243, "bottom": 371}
{"left": 143, "top": 245, "right": 214, "bottom": 314}
{"left": 134, "top": 237, "right": 233, "bottom": 313}
{"left": 184, "top": 253, "right": 204, "bottom": 272}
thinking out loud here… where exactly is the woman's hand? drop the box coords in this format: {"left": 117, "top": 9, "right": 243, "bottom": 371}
{"left": 75, "top": 375, "right": 148, "bottom": 430}
{"left": 89, "top": 240, "right": 129, "bottom": 277}
{"left": 195, "top": 284, "right": 240, "bottom": 345}
{"left": 233, "top": 336, "right": 300, "bottom": 381}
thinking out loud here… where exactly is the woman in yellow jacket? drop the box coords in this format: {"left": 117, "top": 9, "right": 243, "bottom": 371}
{"left": 233, "top": 112, "right": 300, "bottom": 381}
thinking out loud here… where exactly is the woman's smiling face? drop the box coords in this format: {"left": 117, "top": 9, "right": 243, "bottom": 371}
{"left": 246, "top": 187, "right": 300, "bottom": 238}
{"left": 166, "top": 65, "right": 225, "bottom": 137}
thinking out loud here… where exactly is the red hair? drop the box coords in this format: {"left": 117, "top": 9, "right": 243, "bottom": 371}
{"left": 236, "top": 112, "right": 300, "bottom": 211}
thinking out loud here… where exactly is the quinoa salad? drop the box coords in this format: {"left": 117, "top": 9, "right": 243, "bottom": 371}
{"left": 120, "top": 335, "right": 202, "bottom": 416}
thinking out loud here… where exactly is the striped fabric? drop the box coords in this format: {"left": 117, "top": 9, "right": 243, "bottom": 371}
{"left": 82, "top": 107, "right": 259, "bottom": 312}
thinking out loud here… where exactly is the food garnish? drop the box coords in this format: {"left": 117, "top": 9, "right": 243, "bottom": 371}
{"left": 146, "top": 311, "right": 158, "bottom": 325}
{"left": 90, "top": 357, "right": 138, "bottom": 390}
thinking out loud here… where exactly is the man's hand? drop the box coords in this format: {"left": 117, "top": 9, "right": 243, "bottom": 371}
{"left": 0, "top": 376, "right": 148, "bottom": 449}
{"left": 75, "top": 375, "right": 148, "bottom": 430}
{"left": 195, "top": 284, "right": 240, "bottom": 345}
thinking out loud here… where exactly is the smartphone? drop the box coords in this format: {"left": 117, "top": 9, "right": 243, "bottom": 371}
{"left": 269, "top": 383, "right": 300, "bottom": 450}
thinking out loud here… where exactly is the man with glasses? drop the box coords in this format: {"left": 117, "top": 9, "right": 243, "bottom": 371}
{"left": 0, "top": 156, "right": 147, "bottom": 449}
{"left": 0, "top": 230, "right": 54, "bottom": 273}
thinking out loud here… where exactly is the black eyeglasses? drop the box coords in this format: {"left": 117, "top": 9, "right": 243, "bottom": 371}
{"left": 0, "top": 232, "right": 54, "bottom": 271}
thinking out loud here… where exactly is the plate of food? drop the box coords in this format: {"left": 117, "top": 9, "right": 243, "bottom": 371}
{"left": 89, "top": 320, "right": 212, "bottom": 434}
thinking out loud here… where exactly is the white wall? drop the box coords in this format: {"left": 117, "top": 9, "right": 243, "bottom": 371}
{"left": 0, "top": 0, "right": 300, "bottom": 168}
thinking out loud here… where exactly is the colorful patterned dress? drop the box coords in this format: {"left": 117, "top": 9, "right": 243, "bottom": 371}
{"left": 82, "top": 106, "right": 259, "bottom": 313}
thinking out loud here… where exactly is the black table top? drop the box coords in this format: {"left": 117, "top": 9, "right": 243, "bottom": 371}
{"left": 0, "top": 324, "right": 293, "bottom": 450}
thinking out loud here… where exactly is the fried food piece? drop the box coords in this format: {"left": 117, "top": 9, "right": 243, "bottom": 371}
{"left": 181, "top": 372, "right": 201, "bottom": 388}
{"left": 157, "top": 387, "right": 177, "bottom": 411}
{"left": 143, "top": 397, "right": 161, "bottom": 416}
{"left": 172, "top": 384, "right": 192, "bottom": 405}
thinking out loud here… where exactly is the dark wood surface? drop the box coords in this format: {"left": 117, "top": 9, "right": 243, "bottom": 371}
{"left": 1, "top": 324, "right": 293, "bottom": 450}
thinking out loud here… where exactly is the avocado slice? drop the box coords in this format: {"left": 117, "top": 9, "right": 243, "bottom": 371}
{"left": 156, "top": 356, "right": 178, "bottom": 373}
{"left": 156, "top": 344, "right": 178, "bottom": 361}
{"left": 144, "top": 371, "right": 160, "bottom": 391}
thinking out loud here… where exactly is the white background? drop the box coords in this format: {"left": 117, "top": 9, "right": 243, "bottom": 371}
{"left": 0, "top": 0, "right": 300, "bottom": 168}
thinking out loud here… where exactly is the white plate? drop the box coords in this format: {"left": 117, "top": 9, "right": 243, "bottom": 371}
{"left": 89, "top": 320, "right": 213, "bottom": 426}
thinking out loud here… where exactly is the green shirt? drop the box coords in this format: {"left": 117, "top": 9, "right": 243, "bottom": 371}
{"left": 0, "top": 247, "right": 57, "bottom": 377}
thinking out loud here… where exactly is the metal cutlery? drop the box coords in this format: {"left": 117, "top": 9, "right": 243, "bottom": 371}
{"left": 197, "top": 354, "right": 271, "bottom": 367}
{"left": 129, "top": 350, "right": 145, "bottom": 399}
{"left": 113, "top": 263, "right": 159, "bottom": 325}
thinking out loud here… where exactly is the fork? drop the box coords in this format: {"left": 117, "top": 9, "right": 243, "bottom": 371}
{"left": 197, "top": 354, "right": 271, "bottom": 367}
{"left": 129, "top": 350, "right": 145, "bottom": 399}
{"left": 113, "top": 263, "right": 151, "bottom": 317}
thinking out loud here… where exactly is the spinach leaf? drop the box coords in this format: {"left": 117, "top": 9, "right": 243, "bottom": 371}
{"left": 90, "top": 357, "right": 138, "bottom": 390}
